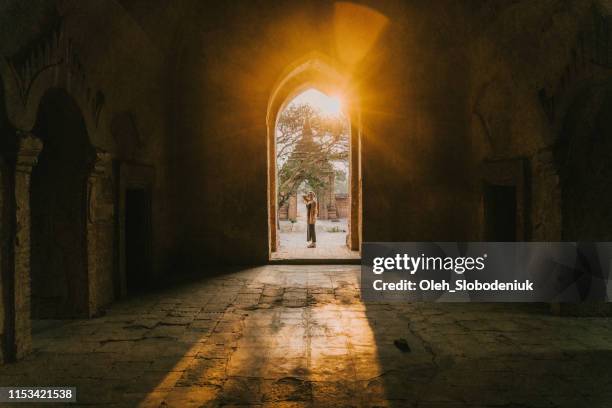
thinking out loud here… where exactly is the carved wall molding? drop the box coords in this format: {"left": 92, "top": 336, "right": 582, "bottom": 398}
{"left": 0, "top": 18, "right": 109, "bottom": 148}
{"left": 14, "top": 132, "right": 43, "bottom": 173}
{"left": 87, "top": 148, "right": 113, "bottom": 225}
{"left": 90, "top": 148, "right": 112, "bottom": 178}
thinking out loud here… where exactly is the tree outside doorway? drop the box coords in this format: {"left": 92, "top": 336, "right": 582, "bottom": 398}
{"left": 274, "top": 88, "right": 355, "bottom": 259}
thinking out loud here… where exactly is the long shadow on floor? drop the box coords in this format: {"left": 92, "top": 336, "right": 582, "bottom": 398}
{"left": 4, "top": 267, "right": 612, "bottom": 407}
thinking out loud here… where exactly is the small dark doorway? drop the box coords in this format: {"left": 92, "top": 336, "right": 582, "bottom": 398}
{"left": 484, "top": 184, "right": 517, "bottom": 241}
{"left": 125, "top": 188, "right": 152, "bottom": 294}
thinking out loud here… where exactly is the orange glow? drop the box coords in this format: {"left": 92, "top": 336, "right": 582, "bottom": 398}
{"left": 138, "top": 300, "right": 381, "bottom": 407}
{"left": 334, "top": 2, "right": 389, "bottom": 65}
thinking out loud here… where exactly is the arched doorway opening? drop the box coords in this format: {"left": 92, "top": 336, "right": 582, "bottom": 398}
{"left": 30, "top": 89, "right": 93, "bottom": 318}
{"left": 276, "top": 88, "right": 351, "bottom": 256}
{"left": 267, "top": 57, "right": 361, "bottom": 260}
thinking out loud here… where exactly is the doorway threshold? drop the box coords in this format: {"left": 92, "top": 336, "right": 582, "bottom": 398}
{"left": 269, "top": 244, "right": 361, "bottom": 264}
{"left": 269, "top": 257, "right": 361, "bottom": 265}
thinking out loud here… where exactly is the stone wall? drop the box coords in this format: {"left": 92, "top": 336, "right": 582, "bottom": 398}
{"left": 0, "top": 1, "right": 608, "bottom": 266}
{"left": 54, "top": 0, "right": 175, "bottom": 277}
{"left": 466, "top": 0, "right": 612, "bottom": 241}
{"left": 557, "top": 81, "right": 612, "bottom": 240}
{"left": 167, "top": 1, "right": 480, "bottom": 265}
{"left": 161, "top": 0, "right": 612, "bottom": 265}
{"left": 0, "top": 0, "right": 608, "bottom": 269}
{"left": 335, "top": 194, "right": 349, "bottom": 219}
{"left": 0, "top": 0, "right": 175, "bottom": 284}
{"left": 0, "top": 0, "right": 178, "bottom": 359}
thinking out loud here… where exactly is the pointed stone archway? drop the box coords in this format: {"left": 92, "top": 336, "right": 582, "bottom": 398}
{"left": 267, "top": 54, "right": 362, "bottom": 260}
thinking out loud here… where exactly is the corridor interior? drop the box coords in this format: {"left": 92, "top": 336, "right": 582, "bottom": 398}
{"left": 3, "top": 1, "right": 612, "bottom": 407}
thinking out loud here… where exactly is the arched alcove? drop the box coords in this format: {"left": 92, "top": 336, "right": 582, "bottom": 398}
{"left": 30, "top": 88, "right": 94, "bottom": 318}
{"left": 267, "top": 55, "right": 361, "bottom": 259}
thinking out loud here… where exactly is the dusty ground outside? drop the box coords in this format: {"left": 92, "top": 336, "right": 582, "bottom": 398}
{"left": 2, "top": 265, "right": 612, "bottom": 407}
{"left": 274, "top": 219, "right": 359, "bottom": 260}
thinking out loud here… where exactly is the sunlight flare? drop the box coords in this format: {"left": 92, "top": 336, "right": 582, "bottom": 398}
{"left": 290, "top": 88, "right": 344, "bottom": 117}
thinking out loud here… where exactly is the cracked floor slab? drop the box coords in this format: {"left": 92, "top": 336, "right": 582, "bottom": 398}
{"left": 3, "top": 265, "right": 612, "bottom": 407}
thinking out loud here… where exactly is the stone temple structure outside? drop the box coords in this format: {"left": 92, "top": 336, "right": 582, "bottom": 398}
{"left": 278, "top": 118, "right": 340, "bottom": 222}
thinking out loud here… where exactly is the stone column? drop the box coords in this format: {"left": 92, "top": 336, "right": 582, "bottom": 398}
{"left": 12, "top": 132, "right": 42, "bottom": 359}
{"left": 86, "top": 149, "right": 112, "bottom": 317}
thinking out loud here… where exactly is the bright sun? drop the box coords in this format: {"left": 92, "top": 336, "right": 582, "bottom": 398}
{"left": 290, "top": 88, "right": 343, "bottom": 116}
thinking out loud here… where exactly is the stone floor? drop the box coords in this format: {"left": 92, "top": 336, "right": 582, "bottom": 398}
{"left": 273, "top": 219, "right": 360, "bottom": 260}
{"left": 3, "top": 265, "right": 612, "bottom": 407}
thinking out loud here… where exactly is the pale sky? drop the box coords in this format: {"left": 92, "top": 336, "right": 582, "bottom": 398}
{"left": 288, "top": 88, "right": 343, "bottom": 116}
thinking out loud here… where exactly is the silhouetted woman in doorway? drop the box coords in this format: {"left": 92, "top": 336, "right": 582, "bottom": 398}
{"left": 304, "top": 191, "right": 318, "bottom": 248}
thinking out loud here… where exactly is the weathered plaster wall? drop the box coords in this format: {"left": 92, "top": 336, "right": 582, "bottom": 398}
{"left": 359, "top": 2, "right": 476, "bottom": 243}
